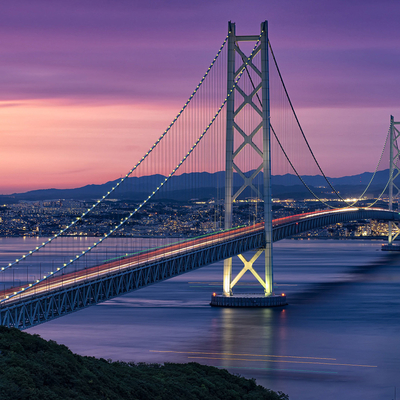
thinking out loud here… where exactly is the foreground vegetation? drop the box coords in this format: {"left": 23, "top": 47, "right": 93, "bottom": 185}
{"left": 0, "top": 326, "right": 288, "bottom": 400}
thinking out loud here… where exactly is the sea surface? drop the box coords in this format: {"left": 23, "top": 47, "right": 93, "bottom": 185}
{"left": 1, "top": 237, "right": 400, "bottom": 400}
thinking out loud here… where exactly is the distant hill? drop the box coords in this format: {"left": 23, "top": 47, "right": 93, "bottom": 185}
{"left": 0, "top": 169, "right": 393, "bottom": 203}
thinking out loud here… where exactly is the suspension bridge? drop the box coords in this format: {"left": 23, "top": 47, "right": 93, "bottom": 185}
{"left": 1, "top": 21, "right": 399, "bottom": 328}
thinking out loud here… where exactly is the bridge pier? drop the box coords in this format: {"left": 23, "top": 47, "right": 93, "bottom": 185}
{"left": 211, "top": 293, "right": 287, "bottom": 307}
{"left": 213, "top": 248, "right": 287, "bottom": 307}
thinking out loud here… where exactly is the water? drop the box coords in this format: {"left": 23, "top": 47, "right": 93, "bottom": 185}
{"left": 2, "top": 237, "right": 400, "bottom": 400}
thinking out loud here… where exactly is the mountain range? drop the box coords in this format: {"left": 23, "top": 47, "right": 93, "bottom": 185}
{"left": 0, "top": 169, "right": 394, "bottom": 203}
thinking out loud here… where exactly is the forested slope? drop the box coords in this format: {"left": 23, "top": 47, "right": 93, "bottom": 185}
{"left": 0, "top": 326, "right": 288, "bottom": 400}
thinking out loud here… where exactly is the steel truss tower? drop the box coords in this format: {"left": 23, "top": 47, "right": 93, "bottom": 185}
{"left": 223, "top": 21, "right": 274, "bottom": 297}
{"left": 388, "top": 115, "right": 400, "bottom": 245}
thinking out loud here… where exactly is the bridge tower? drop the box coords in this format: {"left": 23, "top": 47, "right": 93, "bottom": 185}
{"left": 211, "top": 21, "right": 286, "bottom": 307}
{"left": 387, "top": 115, "right": 400, "bottom": 247}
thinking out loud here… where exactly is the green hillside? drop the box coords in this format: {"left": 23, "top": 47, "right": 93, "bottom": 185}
{"left": 0, "top": 326, "right": 288, "bottom": 400}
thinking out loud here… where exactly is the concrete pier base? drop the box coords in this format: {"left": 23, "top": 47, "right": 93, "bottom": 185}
{"left": 210, "top": 293, "right": 287, "bottom": 307}
{"left": 382, "top": 244, "right": 400, "bottom": 251}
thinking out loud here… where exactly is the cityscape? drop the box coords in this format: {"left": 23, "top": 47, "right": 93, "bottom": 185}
{"left": 0, "top": 196, "right": 394, "bottom": 239}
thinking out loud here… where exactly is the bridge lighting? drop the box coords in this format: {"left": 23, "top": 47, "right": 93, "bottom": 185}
{"left": 29, "top": 284, "right": 32, "bottom": 287}
{"left": 64, "top": 263, "right": 67, "bottom": 266}
{"left": 282, "top": 293, "right": 285, "bottom": 296}
{"left": 36, "top": 280, "right": 39, "bottom": 283}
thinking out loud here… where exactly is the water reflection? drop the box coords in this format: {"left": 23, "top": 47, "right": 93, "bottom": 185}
{"left": 204, "top": 307, "right": 288, "bottom": 373}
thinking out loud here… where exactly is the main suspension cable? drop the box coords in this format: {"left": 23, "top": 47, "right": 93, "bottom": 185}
{"left": 270, "top": 124, "right": 337, "bottom": 208}
{"left": 268, "top": 40, "right": 390, "bottom": 208}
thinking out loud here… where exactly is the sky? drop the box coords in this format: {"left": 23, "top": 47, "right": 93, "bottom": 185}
{"left": 0, "top": 0, "right": 399, "bottom": 194}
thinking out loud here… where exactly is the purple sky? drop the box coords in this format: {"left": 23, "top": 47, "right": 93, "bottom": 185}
{"left": 0, "top": 0, "right": 399, "bottom": 194}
